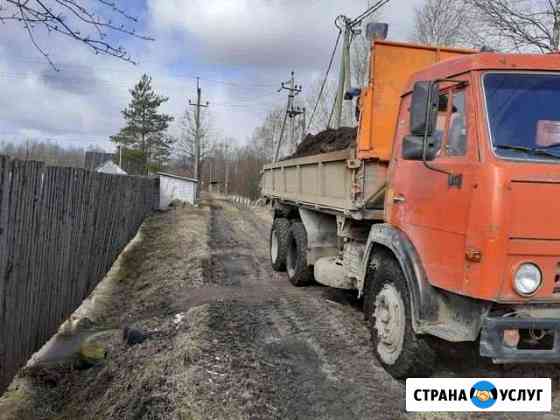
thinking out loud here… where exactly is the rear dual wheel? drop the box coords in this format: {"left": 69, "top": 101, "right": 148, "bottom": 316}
{"left": 270, "top": 218, "right": 290, "bottom": 272}
{"left": 270, "top": 219, "right": 313, "bottom": 286}
{"left": 286, "top": 222, "right": 314, "bottom": 287}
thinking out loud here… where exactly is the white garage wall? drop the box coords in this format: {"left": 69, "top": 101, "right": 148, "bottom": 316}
{"left": 159, "top": 176, "right": 197, "bottom": 208}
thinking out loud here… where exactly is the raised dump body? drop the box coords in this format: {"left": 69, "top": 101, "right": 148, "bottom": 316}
{"left": 261, "top": 41, "right": 474, "bottom": 219}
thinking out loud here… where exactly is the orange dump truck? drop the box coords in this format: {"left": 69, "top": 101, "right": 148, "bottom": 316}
{"left": 262, "top": 39, "right": 560, "bottom": 378}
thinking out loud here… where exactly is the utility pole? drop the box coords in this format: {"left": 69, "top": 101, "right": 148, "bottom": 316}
{"left": 334, "top": 16, "right": 357, "bottom": 129}
{"left": 210, "top": 155, "right": 215, "bottom": 193}
{"left": 301, "top": 107, "right": 307, "bottom": 143}
{"left": 224, "top": 143, "right": 230, "bottom": 196}
{"left": 333, "top": 1, "right": 392, "bottom": 128}
{"left": 274, "top": 71, "right": 304, "bottom": 162}
{"left": 188, "top": 77, "right": 209, "bottom": 203}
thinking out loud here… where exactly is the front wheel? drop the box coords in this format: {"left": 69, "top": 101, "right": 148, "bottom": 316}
{"left": 364, "top": 254, "right": 436, "bottom": 379}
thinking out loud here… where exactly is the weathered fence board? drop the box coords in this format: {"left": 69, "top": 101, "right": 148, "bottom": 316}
{"left": 0, "top": 157, "right": 158, "bottom": 394}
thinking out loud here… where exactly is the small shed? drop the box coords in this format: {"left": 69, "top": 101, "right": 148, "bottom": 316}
{"left": 158, "top": 172, "right": 198, "bottom": 208}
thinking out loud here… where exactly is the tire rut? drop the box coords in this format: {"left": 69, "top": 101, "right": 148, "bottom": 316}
{"left": 216, "top": 200, "right": 560, "bottom": 420}
{"left": 204, "top": 202, "right": 246, "bottom": 287}
{"left": 194, "top": 198, "right": 406, "bottom": 419}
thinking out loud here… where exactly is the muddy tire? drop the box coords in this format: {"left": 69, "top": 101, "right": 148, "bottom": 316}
{"left": 270, "top": 218, "right": 290, "bottom": 272}
{"left": 364, "top": 253, "right": 435, "bottom": 379}
{"left": 286, "top": 222, "right": 314, "bottom": 287}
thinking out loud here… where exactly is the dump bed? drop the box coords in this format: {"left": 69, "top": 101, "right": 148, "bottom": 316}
{"left": 262, "top": 41, "right": 475, "bottom": 219}
{"left": 357, "top": 40, "right": 474, "bottom": 161}
{"left": 262, "top": 149, "right": 387, "bottom": 220}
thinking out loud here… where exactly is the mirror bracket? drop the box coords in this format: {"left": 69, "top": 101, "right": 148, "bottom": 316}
{"left": 419, "top": 79, "right": 467, "bottom": 189}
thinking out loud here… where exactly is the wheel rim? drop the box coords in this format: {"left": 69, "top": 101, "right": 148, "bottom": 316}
{"left": 271, "top": 229, "right": 279, "bottom": 263}
{"left": 374, "top": 284, "right": 405, "bottom": 366}
{"left": 286, "top": 236, "right": 297, "bottom": 278}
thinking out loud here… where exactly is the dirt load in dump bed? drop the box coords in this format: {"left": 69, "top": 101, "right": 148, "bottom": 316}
{"left": 286, "top": 127, "right": 357, "bottom": 160}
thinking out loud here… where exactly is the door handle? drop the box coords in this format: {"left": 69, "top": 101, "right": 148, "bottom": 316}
{"left": 393, "top": 194, "right": 406, "bottom": 204}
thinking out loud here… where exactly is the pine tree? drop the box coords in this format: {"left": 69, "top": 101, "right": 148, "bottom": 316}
{"left": 111, "top": 74, "right": 174, "bottom": 174}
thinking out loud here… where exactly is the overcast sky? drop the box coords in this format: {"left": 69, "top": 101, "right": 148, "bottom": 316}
{"left": 0, "top": 0, "right": 422, "bottom": 152}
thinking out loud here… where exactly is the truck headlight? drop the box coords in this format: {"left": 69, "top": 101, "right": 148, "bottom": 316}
{"left": 513, "top": 264, "right": 542, "bottom": 296}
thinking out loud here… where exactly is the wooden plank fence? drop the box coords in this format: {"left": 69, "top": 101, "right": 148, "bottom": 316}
{"left": 0, "top": 156, "right": 159, "bottom": 394}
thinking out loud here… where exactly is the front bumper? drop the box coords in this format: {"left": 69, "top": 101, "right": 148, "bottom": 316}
{"left": 480, "top": 317, "right": 560, "bottom": 363}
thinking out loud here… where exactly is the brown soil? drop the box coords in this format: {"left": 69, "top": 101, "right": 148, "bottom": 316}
{"left": 1, "top": 197, "right": 560, "bottom": 420}
{"left": 286, "top": 127, "right": 358, "bottom": 160}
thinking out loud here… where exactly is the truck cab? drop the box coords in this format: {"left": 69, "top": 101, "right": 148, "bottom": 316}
{"left": 263, "top": 43, "right": 560, "bottom": 379}
{"left": 389, "top": 53, "right": 560, "bottom": 366}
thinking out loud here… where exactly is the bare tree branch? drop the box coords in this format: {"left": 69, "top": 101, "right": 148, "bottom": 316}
{"left": 0, "top": 0, "right": 153, "bottom": 69}
{"left": 412, "top": 0, "right": 560, "bottom": 52}
{"left": 411, "top": 0, "right": 468, "bottom": 47}
{"left": 466, "top": 0, "right": 560, "bottom": 52}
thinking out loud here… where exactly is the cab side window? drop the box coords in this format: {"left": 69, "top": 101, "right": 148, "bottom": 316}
{"left": 446, "top": 90, "right": 468, "bottom": 157}
{"left": 433, "top": 93, "right": 450, "bottom": 156}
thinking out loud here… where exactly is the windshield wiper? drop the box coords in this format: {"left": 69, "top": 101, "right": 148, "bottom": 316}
{"left": 536, "top": 143, "right": 560, "bottom": 150}
{"left": 495, "top": 144, "right": 560, "bottom": 159}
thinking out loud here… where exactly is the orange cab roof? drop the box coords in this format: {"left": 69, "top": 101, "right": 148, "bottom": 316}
{"left": 406, "top": 52, "right": 560, "bottom": 93}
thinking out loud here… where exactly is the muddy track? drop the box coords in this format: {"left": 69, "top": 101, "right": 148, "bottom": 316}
{"left": 191, "top": 198, "right": 405, "bottom": 419}
{"left": 205, "top": 203, "right": 243, "bottom": 287}
{"left": 196, "top": 198, "right": 560, "bottom": 420}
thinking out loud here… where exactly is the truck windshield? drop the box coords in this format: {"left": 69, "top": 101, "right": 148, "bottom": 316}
{"left": 484, "top": 72, "right": 560, "bottom": 161}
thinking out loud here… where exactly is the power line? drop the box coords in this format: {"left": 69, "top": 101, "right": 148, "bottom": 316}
{"left": 210, "top": 91, "right": 281, "bottom": 108}
{"left": 0, "top": 133, "right": 115, "bottom": 144}
{"left": 200, "top": 77, "right": 277, "bottom": 89}
{"left": 1, "top": 56, "right": 280, "bottom": 89}
{"left": 0, "top": 55, "right": 249, "bottom": 80}
{"left": 307, "top": 28, "right": 342, "bottom": 131}
{"left": 0, "top": 69, "right": 278, "bottom": 91}
{"left": 349, "top": 0, "right": 392, "bottom": 27}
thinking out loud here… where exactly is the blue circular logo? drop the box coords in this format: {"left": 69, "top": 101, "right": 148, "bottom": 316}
{"left": 470, "top": 381, "right": 498, "bottom": 409}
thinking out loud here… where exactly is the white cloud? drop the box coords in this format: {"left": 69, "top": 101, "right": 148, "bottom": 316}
{"left": 148, "top": 0, "right": 423, "bottom": 66}
{"left": 150, "top": 0, "right": 365, "bottom": 67}
{"left": 0, "top": 0, "right": 423, "bottom": 150}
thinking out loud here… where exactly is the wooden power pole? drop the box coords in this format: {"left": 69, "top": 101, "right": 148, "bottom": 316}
{"left": 334, "top": 16, "right": 355, "bottom": 129}
{"left": 224, "top": 143, "right": 230, "bottom": 196}
{"left": 189, "top": 77, "right": 209, "bottom": 203}
{"left": 274, "top": 71, "right": 304, "bottom": 162}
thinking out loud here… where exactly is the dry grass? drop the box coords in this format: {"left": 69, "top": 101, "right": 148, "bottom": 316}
{"left": 0, "top": 203, "right": 211, "bottom": 420}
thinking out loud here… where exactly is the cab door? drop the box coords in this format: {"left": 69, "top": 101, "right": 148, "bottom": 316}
{"left": 387, "top": 82, "right": 478, "bottom": 294}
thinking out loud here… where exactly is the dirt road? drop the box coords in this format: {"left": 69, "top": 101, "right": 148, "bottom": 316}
{"left": 1, "top": 197, "right": 559, "bottom": 420}
{"left": 195, "top": 200, "right": 405, "bottom": 419}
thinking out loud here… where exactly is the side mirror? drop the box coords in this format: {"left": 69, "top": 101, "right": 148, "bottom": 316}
{"left": 366, "top": 22, "right": 389, "bottom": 41}
{"left": 344, "top": 88, "right": 362, "bottom": 101}
{"left": 410, "top": 81, "right": 439, "bottom": 137}
{"left": 402, "top": 135, "right": 441, "bottom": 161}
